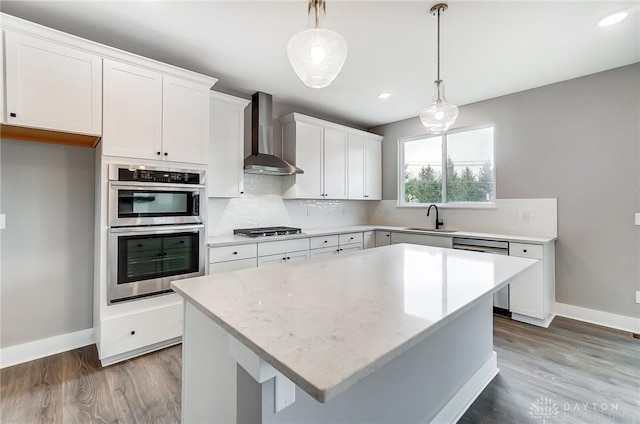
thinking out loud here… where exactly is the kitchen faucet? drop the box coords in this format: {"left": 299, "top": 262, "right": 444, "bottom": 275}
{"left": 427, "top": 204, "right": 444, "bottom": 230}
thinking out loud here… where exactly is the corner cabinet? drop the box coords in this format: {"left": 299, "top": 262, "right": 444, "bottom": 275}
{"left": 280, "top": 113, "right": 382, "bottom": 200}
{"left": 208, "top": 92, "right": 250, "bottom": 197}
{"left": 102, "top": 59, "right": 211, "bottom": 164}
{"left": 3, "top": 30, "right": 102, "bottom": 137}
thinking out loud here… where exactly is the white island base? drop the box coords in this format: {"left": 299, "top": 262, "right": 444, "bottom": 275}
{"left": 182, "top": 296, "right": 498, "bottom": 424}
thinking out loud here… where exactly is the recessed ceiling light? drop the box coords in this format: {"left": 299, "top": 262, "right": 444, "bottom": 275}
{"left": 598, "top": 11, "right": 628, "bottom": 27}
{"left": 378, "top": 92, "right": 391, "bottom": 99}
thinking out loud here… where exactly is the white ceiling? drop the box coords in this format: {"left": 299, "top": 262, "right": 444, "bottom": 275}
{"left": 2, "top": 1, "right": 638, "bottom": 128}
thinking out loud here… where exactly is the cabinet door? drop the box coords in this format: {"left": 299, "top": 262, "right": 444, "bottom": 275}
{"left": 293, "top": 122, "right": 324, "bottom": 199}
{"left": 375, "top": 231, "right": 391, "bottom": 247}
{"left": 310, "top": 246, "right": 339, "bottom": 258}
{"left": 323, "top": 128, "right": 348, "bottom": 199}
{"left": 509, "top": 243, "right": 544, "bottom": 319}
{"left": 287, "top": 250, "right": 309, "bottom": 262}
{"left": 209, "top": 93, "right": 249, "bottom": 197}
{"left": 347, "top": 134, "right": 365, "bottom": 199}
{"left": 4, "top": 31, "right": 102, "bottom": 135}
{"left": 102, "top": 59, "right": 162, "bottom": 159}
{"left": 364, "top": 137, "right": 382, "bottom": 200}
{"left": 209, "top": 258, "right": 257, "bottom": 274}
{"left": 162, "top": 76, "right": 210, "bottom": 164}
{"left": 258, "top": 254, "right": 287, "bottom": 267}
{"left": 363, "top": 231, "right": 375, "bottom": 249}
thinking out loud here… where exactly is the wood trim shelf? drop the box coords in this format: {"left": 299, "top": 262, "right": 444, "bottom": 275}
{"left": 0, "top": 124, "right": 100, "bottom": 148}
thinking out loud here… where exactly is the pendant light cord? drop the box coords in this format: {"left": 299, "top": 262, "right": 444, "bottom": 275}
{"left": 436, "top": 7, "right": 441, "bottom": 81}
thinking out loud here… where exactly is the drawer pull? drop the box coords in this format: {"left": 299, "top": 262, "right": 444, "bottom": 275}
{"left": 523, "top": 249, "right": 527, "bottom": 253}
{"left": 324, "top": 240, "right": 328, "bottom": 243}
{"left": 9, "top": 112, "right": 17, "bottom": 118}
{"left": 349, "top": 237, "right": 354, "bottom": 240}
{"left": 233, "top": 251, "right": 238, "bottom": 255}
{"left": 131, "top": 331, "right": 136, "bottom": 335}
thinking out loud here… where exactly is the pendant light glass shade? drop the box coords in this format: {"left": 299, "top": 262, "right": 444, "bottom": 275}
{"left": 287, "top": 1, "right": 347, "bottom": 89}
{"left": 421, "top": 3, "right": 458, "bottom": 134}
{"left": 420, "top": 80, "right": 458, "bottom": 133}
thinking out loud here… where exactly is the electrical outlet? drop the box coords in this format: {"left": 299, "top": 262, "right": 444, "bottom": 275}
{"left": 508, "top": 211, "right": 518, "bottom": 221}
{"left": 521, "top": 211, "right": 530, "bottom": 221}
{"left": 636, "top": 291, "right": 640, "bottom": 304}
{"left": 635, "top": 213, "right": 640, "bottom": 226}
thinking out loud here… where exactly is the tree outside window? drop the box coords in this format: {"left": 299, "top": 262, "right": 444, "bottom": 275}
{"left": 400, "top": 126, "right": 495, "bottom": 205}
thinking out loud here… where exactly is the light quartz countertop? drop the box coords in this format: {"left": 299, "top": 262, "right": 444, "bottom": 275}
{"left": 172, "top": 244, "right": 538, "bottom": 402}
{"left": 207, "top": 224, "right": 557, "bottom": 247}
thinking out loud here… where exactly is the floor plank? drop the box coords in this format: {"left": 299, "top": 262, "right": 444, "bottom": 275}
{"left": 1, "top": 316, "right": 638, "bottom": 423}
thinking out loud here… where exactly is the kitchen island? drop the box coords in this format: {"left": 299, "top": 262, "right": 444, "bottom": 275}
{"left": 172, "top": 244, "right": 538, "bottom": 423}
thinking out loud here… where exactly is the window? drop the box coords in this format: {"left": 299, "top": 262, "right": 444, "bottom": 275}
{"left": 399, "top": 125, "right": 495, "bottom": 206}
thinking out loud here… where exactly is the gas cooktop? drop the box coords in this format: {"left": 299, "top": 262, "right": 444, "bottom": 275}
{"left": 233, "top": 226, "right": 303, "bottom": 238}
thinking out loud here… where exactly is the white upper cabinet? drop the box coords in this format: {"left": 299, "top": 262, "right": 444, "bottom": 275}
{"left": 348, "top": 134, "right": 382, "bottom": 200}
{"left": 4, "top": 31, "right": 102, "bottom": 135}
{"left": 322, "top": 127, "right": 348, "bottom": 199}
{"left": 162, "top": 76, "right": 210, "bottom": 164}
{"left": 102, "top": 60, "right": 211, "bottom": 164}
{"left": 281, "top": 113, "right": 377, "bottom": 200}
{"left": 363, "top": 136, "right": 382, "bottom": 200}
{"left": 102, "top": 59, "right": 162, "bottom": 160}
{"left": 283, "top": 119, "right": 324, "bottom": 199}
{"left": 208, "top": 92, "right": 250, "bottom": 197}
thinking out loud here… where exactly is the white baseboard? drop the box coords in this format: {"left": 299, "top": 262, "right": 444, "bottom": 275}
{"left": 0, "top": 328, "right": 95, "bottom": 369}
{"left": 430, "top": 351, "right": 499, "bottom": 424}
{"left": 555, "top": 302, "right": 640, "bottom": 334}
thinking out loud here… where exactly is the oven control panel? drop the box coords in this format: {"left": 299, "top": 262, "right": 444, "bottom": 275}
{"left": 117, "top": 168, "right": 202, "bottom": 185}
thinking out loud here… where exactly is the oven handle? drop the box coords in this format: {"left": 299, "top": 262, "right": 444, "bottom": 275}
{"left": 110, "top": 181, "right": 206, "bottom": 190}
{"left": 109, "top": 224, "right": 205, "bottom": 234}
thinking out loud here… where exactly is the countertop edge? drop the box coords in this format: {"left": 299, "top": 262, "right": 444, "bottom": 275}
{"left": 207, "top": 225, "right": 557, "bottom": 247}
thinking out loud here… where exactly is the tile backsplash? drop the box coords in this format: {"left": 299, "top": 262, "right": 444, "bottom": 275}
{"left": 207, "top": 174, "right": 369, "bottom": 236}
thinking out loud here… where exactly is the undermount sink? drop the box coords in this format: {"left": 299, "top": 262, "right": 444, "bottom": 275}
{"left": 405, "top": 227, "right": 458, "bottom": 233}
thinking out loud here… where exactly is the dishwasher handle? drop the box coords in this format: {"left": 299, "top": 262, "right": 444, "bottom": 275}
{"left": 452, "top": 244, "right": 509, "bottom": 255}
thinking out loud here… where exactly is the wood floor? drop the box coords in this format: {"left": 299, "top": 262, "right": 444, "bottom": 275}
{"left": 1, "top": 316, "right": 638, "bottom": 423}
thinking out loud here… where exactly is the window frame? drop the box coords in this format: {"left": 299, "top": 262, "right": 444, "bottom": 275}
{"left": 397, "top": 123, "right": 496, "bottom": 208}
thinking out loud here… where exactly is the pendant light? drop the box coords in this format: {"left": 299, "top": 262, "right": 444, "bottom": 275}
{"left": 287, "top": 0, "right": 348, "bottom": 89}
{"left": 420, "top": 3, "right": 458, "bottom": 134}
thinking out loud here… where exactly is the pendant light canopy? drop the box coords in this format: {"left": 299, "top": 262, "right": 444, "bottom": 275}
{"left": 287, "top": 0, "right": 348, "bottom": 89}
{"left": 420, "top": 3, "right": 458, "bottom": 134}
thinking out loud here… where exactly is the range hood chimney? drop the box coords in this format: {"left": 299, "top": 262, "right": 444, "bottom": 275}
{"left": 244, "top": 92, "right": 303, "bottom": 176}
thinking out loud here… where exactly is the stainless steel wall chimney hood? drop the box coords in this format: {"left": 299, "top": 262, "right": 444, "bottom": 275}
{"left": 244, "top": 92, "right": 303, "bottom": 176}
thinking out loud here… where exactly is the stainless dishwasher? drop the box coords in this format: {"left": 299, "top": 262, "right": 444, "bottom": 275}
{"left": 452, "top": 237, "right": 511, "bottom": 316}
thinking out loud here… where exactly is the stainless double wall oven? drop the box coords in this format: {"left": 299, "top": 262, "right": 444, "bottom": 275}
{"left": 107, "top": 165, "right": 206, "bottom": 304}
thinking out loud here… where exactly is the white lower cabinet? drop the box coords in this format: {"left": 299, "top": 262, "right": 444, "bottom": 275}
{"left": 508, "top": 242, "right": 555, "bottom": 327}
{"left": 208, "top": 244, "right": 257, "bottom": 274}
{"left": 375, "top": 231, "right": 391, "bottom": 247}
{"left": 99, "top": 302, "right": 183, "bottom": 361}
{"left": 364, "top": 231, "right": 375, "bottom": 249}
{"left": 257, "top": 238, "right": 310, "bottom": 267}
{"left": 390, "top": 232, "right": 453, "bottom": 249}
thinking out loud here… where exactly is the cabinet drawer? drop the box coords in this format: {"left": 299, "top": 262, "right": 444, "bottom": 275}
{"left": 209, "top": 258, "right": 257, "bottom": 274}
{"left": 339, "top": 232, "right": 363, "bottom": 245}
{"left": 209, "top": 244, "right": 257, "bottom": 263}
{"left": 258, "top": 238, "right": 309, "bottom": 256}
{"left": 310, "top": 235, "right": 339, "bottom": 249}
{"left": 510, "top": 243, "right": 543, "bottom": 260}
{"left": 310, "top": 246, "right": 339, "bottom": 258}
{"left": 340, "top": 243, "right": 363, "bottom": 253}
{"left": 99, "top": 302, "right": 183, "bottom": 359}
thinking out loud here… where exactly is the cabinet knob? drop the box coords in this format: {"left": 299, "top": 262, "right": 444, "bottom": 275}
{"left": 9, "top": 112, "right": 16, "bottom": 118}
{"left": 339, "top": 248, "right": 343, "bottom": 251}
{"left": 240, "top": 191, "right": 244, "bottom": 194}
{"left": 233, "top": 251, "right": 238, "bottom": 255}
{"left": 350, "top": 237, "right": 354, "bottom": 240}
{"left": 324, "top": 240, "right": 328, "bottom": 243}
{"left": 164, "top": 152, "right": 168, "bottom": 156}
{"left": 131, "top": 331, "right": 136, "bottom": 335}
{"left": 386, "top": 234, "right": 390, "bottom": 237}
{"left": 523, "top": 249, "right": 527, "bottom": 253}
{"left": 157, "top": 151, "right": 161, "bottom": 155}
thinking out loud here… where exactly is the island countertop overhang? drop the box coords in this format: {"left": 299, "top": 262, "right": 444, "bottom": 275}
{"left": 172, "top": 243, "right": 538, "bottom": 402}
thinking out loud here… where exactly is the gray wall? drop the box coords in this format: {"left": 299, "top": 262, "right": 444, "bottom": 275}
{"left": 0, "top": 139, "right": 94, "bottom": 348}
{"left": 371, "top": 63, "right": 640, "bottom": 319}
